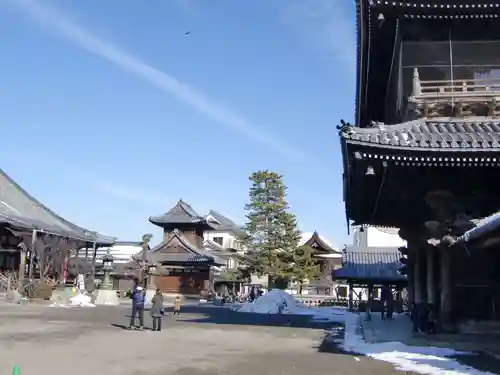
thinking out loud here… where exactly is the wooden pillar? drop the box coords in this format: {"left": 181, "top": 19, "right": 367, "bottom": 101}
{"left": 406, "top": 250, "right": 415, "bottom": 308}
{"left": 348, "top": 283, "right": 354, "bottom": 311}
{"left": 18, "top": 246, "right": 27, "bottom": 288}
{"left": 414, "top": 250, "right": 424, "bottom": 305}
{"left": 426, "top": 246, "right": 437, "bottom": 306}
{"left": 27, "top": 229, "right": 37, "bottom": 280}
{"left": 439, "top": 247, "right": 452, "bottom": 324}
{"left": 90, "top": 242, "right": 98, "bottom": 283}
{"left": 366, "top": 284, "right": 374, "bottom": 321}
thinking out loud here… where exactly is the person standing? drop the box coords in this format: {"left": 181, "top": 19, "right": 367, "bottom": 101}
{"left": 173, "top": 295, "right": 182, "bottom": 316}
{"left": 249, "top": 287, "right": 256, "bottom": 302}
{"left": 129, "top": 285, "right": 146, "bottom": 330}
{"left": 150, "top": 288, "right": 164, "bottom": 332}
{"left": 381, "top": 285, "right": 394, "bottom": 320}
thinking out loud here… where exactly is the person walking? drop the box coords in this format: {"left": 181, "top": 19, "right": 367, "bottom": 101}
{"left": 150, "top": 288, "right": 164, "bottom": 332}
{"left": 129, "top": 285, "right": 146, "bottom": 330}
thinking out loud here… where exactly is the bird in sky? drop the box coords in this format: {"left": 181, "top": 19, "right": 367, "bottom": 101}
{"left": 185, "top": 31, "right": 191, "bottom": 35}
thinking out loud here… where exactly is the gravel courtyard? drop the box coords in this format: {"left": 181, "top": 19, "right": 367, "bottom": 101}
{"left": 0, "top": 303, "right": 416, "bottom": 375}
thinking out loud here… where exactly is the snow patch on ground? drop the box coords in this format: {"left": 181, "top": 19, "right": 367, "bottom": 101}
{"left": 342, "top": 313, "right": 495, "bottom": 375}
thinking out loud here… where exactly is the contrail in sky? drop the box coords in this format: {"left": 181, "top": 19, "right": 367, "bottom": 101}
{"left": 5, "top": 0, "right": 307, "bottom": 161}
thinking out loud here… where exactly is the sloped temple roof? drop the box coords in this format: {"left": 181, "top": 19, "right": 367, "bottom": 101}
{"left": 334, "top": 247, "right": 406, "bottom": 283}
{"left": 149, "top": 199, "right": 214, "bottom": 228}
{"left": 0, "top": 169, "right": 114, "bottom": 244}
{"left": 207, "top": 210, "right": 245, "bottom": 236}
{"left": 299, "top": 231, "right": 340, "bottom": 254}
{"left": 340, "top": 119, "right": 500, "bottom": 151}
{"left": 139, "top": 229, "right": 225, "bottom": 265}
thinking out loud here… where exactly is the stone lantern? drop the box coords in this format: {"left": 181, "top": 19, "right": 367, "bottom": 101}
{"left": 95, "top": 249, "right": 119, "bottom": 306}
{"left": 145, "top": 263, "right": 157, "bottom": 301}
{"left": 100, "top": 250, "right": 114, "bottom": 290}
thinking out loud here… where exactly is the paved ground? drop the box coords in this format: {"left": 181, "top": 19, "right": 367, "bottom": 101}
{"left": 0, "top": 302, "right": 425, "bottom": 375}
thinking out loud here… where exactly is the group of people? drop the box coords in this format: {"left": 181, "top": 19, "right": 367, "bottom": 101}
{"left": 129, "top": 285, "right": 182, "bottom": 331}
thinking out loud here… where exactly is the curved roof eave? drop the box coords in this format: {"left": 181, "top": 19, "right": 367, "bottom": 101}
{"left": 0, "top": 169, "right": 115, "bottom": 244}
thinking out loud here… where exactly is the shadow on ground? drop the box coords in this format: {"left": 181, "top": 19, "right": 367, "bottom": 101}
{"left": 453, "top": 353, "right": 500, "bottom": 374}
{"left": 164, "top": 304, "right": 342, "bottom": 330}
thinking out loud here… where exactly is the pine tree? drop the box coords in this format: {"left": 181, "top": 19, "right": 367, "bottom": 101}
{"left": 292, "top": 245, "right": 320, "bottom": 295}
{"left": 243, "top": 170, "right": 301, "bottom": 290}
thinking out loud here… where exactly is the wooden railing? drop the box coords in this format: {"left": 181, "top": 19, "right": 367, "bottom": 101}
{"left": 407, "top": 68, "right": 500, "bottom": 117}
{"left": 412, "top": 78, "right": 500, "bottom": 101}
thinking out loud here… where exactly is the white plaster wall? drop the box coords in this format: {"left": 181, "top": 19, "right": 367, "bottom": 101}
{"left": 366, "top": 227, "right": 406, "bottom": 247}
{"left": 352, "top": 226, "right": 406, "bottom": 248}
{"left": 204, "top": 231, "right": 243, "bottom": 250}
{"left": 80, "top": 244, "right": 142, "bottom": 264}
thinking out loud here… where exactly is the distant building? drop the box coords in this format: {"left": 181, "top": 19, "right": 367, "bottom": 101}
{"left": 78, "top": 241, "right": 143, "bottom": 264}
{"left": 204, "top": 210, "right": 245, "bottom": 251}
{"left": 333, "top": 226, "right": 406, "bottom": 307}
{"left": 284, "top": 231, "right": 343, "bottom": 296}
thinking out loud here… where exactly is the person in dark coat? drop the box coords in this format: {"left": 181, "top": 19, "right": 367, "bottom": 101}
{"left": 150, "top": 288, "right": 164, "bottom": 332}
{"left": 249, "top": 287, "right": 255, "bottom": 302}
{"left": 129, "top": 285, "right": 146, "bottom": 329}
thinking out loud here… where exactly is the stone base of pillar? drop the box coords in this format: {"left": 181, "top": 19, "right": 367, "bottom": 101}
{"left": 146, "top": 288, "right": 156, "bottom": 304}
{"left": 95, "top": 289, "right": 119, "bottom": 306}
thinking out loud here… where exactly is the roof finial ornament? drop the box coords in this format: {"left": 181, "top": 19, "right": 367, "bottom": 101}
{"left": 337, "top": 119, "right": 355, "bottom": 135}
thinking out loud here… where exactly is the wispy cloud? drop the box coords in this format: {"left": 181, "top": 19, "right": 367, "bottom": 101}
{"left": 90, "top": 180, "right": 169, "bottom": 206}
{"left": 278, "top": 0, "right": 357, "bottom": 72}
{"left": 5, "top": 0, "right": 307, "bottom": 161}
{"left": 23, "top": 152, "right": 169, "bottom": 206}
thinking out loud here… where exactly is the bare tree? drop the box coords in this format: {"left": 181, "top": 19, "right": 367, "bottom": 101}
{"left": 18, "top": 233, "right": 76, "bottom": 283}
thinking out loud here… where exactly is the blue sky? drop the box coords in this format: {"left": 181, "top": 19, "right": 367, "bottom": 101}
{"left": 0, "top": 0, "right": 356, "bottom": 247}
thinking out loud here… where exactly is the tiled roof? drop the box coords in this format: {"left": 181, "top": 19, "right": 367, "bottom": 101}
{"left": 458, "top": 211, "right": 500, "bottom": 243}
{"left": 149, "top": 199, "right": 211, "bottom": 226}
{"left": 138, "top": 229, "right": 226, "bottom": 266}
{"left": 151, "top": 252, "right": 214, "bottom": 264}
{"left": 334, "top": 250, "right": 405, "bottom": 282}
{"left": 340, "top": 119, "right": 500, "bottom": 150}
{"left": 0, "top": 169, "right": 114, "bottom": 244}
{"left": 300, "top": 231, "right": 340, "bottom": 253}
{"left": 206, "top": 210, "right": 245, "bottom": 237}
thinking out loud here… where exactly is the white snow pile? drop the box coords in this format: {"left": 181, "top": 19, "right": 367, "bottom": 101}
{"left": 234, "top": 289, "right": 345, "bottom": 322}
{"left": 236, "top": 289, "right": 304, "bottom": 314}
{"left": 341, "top": 313, "right": 495, "bottom": 375}
{"left": 49, "top": 293, "right": 95, "bottom": 308}
{"left": 69, "top": 293, "right": 95, "bottom": 307}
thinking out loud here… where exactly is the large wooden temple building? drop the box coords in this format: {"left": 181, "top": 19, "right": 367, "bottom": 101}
{"left": 0, "top": 168, "right": 114, "bottom": 290}
{"left": 340, "top": 0, "right": 500, "bottom": 330}
{"left": 136, "top": 200, "right": 225, "bottom": 295}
